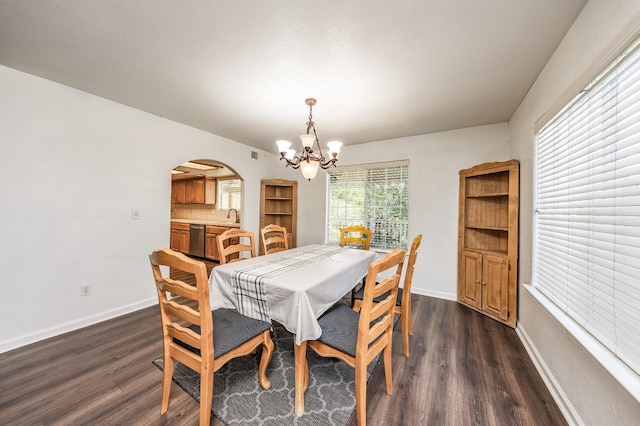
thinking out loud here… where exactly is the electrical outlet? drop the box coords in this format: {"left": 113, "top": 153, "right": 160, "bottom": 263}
{"left": 80, "top": 285, "right": 92, "bottom": 296}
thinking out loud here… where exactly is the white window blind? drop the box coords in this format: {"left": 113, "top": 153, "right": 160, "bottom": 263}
{"left": 217, "top": 179, "right": 241, "bottom": 209}
{"left": 326, "top": 161, "right": 409, "bottom": 250}
{"left": 534, "top": 36, "right": 640, "bottom": 377}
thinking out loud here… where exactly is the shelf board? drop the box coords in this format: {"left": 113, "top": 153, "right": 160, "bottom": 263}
{"left": 465, "top": 225, "right": 508, "bottom": 231}
{"left": 265, "top": 197, "right": 294, "bottom": 200}
{"left": 464, "top": 248, "right": 508, "bottom": 256}
{"left": 264, "top": 212, "right": 293, "bottom": 215}
{"left": 466, "top": 192, "right": 509, "bottom": 198}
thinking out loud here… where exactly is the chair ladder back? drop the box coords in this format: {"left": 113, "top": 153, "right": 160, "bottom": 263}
{"left": 149, "top": 248, "right": 214, "bottom": 361}
{"left": 401, "top": 234, "right": 422, "bottom": 305}
{"left": 217, "top": 228, "right": 256, "bottom": 264}
{"left": 340, "top": 225, "right": 372, "bottom": 250}
{"left": 356, "top": 248, "right": 405, "bottom": 356}
{"left": 261, "top": 224, "right": 289, "bottom": 254}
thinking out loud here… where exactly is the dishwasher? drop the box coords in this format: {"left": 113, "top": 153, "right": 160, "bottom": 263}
{"left": 189, "top": 224, "right": 206, "bottom": 258}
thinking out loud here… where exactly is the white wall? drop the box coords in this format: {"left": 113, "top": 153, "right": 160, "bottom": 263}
{"left": 334, "top": 124, "right": 511, "bottom": 299}
{"left": 0, "top": 61, "right": 510, "bottom": 353}
{"left": 509, "top": 0, "right": 640, "bottom": 424}
{"left": 0, "top": 65, "right": 318, "bottom": 353}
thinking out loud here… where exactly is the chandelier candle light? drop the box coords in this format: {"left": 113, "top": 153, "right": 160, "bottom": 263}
{"left": 276, "top": 98, "right": 342, "bottom": 181}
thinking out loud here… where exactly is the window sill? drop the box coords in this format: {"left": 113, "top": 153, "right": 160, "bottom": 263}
{"left": 524, "top": 284, "right": 640, "bottom": 403}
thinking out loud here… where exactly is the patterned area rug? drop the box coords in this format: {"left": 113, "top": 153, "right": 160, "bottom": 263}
{"left": 153, "top": 319, "right": 392, "bottom": 425}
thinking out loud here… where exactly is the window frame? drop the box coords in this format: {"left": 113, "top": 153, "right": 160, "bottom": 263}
{"left": 217, "top": 177, "right": 242, "bottom": 210}
{"left": 532, "top": 33, "right": 640, "bottom": 402}
{"left": 325, "top": 160, "right": 409, "bottom": 251}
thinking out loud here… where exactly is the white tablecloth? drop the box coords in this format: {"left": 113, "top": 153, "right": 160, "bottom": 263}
{"left": 209, "top": 244, "right": 376, "bottom": 344}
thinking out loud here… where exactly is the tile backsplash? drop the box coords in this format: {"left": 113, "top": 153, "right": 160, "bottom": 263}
{"left": 171, "top": 204, "right": 238, "bottom": 223}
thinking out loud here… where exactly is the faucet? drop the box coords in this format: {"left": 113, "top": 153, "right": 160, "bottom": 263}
{"left": 227, "top": 208, "right": 240, "bottom": 223}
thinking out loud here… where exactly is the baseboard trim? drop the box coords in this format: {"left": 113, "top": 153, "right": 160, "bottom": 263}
{"left": 516, "top": 323, "right": 583, "bottom": 426}
{"left": 0, "top": 297, "right": 157, "bottom": 354}
{"left": 411, "top": 287, "right": 457, "bottom": 301}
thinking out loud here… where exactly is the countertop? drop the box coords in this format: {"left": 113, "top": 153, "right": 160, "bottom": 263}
{"left": 171, "top": 219, "right": 240, "bottom": 227}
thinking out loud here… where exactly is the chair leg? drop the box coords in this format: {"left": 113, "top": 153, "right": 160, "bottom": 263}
{"left": 407, "top": 299, "right": 413, "bottom": 336}
{"left": 383, "top": 342, "right": 393, "bottom": 395}
{"left": 160, "top": 355, "right": 173, "bottom": 414}
{"left": 354, "top": 358, "right": 368, "bottom": 426}
{"left": 258, "top": 330, "right": 274, "bottom": 390}
{"left": 350, "top": 277, "right": 366, "bottom": 308}
{"left": 199, "top": 367, "right": 213, "bottom": 426}
{"left": 401, "top": 310, "right": 410, "bottom": 357}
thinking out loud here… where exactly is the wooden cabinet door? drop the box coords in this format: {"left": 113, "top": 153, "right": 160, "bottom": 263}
{"left": 205, "top": 232, "right": 219, "bottom": 261}
{"left": 171, "top": 223, "right": 190, "bottom": 254}
{"left": 459, "top": 251, "right": 482, "bottom": 309}
{"left": 171, "top": 180, "right": 186, "bottom": 204}
{"left": 170, "top": 228, "right": 181, "bottom": 251}
{"left": 178, "top": 229, "right": 190, "bottom": 254}
{"left": 205, "top": 226, "right": 230, "bottom": 261}
{"left": 482, "top": 254, "right": 510, "bottom": 321}
{"left": 185, "top": 178, "right": 205, "bottom": 203}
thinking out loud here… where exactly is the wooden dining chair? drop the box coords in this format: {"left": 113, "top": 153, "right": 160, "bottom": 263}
{"left": 353, "top": 234, "right": 422, "bottom": 357}
{"left": 306, "top": 248, "right": 406, "bottom": 426}
{"left": 217, "top": 228, "right": 256, "bottom": 264}
{"left": 149, "top": 248, "right": 274, "bottom": 426}
{"left": 260, "top": 224, "right": 289, "bottom": 255}
{"left": 340, "top": 225, "right": 373, "bottom": 305}
{"left": 339, "top": 225, "right": 372, "bottom": 250}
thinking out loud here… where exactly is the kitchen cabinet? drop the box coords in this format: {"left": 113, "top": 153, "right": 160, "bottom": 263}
{"left": 171, "top": 180, "right": 186, "bottom": 204}
{"left": 259, "top": 179, "right": 297, "bottom": 255}
{"left": 457, "top": 160, "right": 519, "bottom": 327}
{"left": 205, "top": 225, "right": 234, "bottom": 261}
{"left": 171, "top": 177, "right": 216, "bottom": 205}
{"left": 170, "top": 222, "right": 190, "bottom": 254}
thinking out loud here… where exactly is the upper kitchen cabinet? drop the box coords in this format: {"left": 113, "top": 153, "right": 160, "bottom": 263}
{"left": 171, "top": 177, "right": 216, "bottom": 205}
{"left": 171, "top": 180, "right": 186, "bottom": 204}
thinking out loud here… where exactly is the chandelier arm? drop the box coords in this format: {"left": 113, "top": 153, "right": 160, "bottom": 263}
{"left": 319, "top": 156, "right": 338, "bottom": 169}
{"left": 280, "top": 155, "right": 302, "bottom": 169}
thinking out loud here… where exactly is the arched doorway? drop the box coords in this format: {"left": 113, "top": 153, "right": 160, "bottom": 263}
{"left": 169, "top": 159, "right": 243, "bottom": 262}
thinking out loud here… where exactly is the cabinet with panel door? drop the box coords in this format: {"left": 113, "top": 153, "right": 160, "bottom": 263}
{"left": 170, "top": 222, "right": 190, "bottom": 254}
{"left": 171, "top": 177, "right": 216, "bottom": 205}
{"left": 205, "top": 225, "right": 229, "bottom": 262}
{"left": 457, "top": 160, "right": 519, "bottom": 327}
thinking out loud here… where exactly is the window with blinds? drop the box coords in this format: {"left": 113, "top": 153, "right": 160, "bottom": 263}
{"left": 217, "top": 179, "right": 242, "bottom": 210}
{"left": 534, "top": 35, "right": 640, "bottom": 378}
{"left": 326, "top": 161, "right": 409, "bottom": 250}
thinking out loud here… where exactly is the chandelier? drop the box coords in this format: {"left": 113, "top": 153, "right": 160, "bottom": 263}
{"left": 276, "top": 98, "right": 342, "bottom": 181}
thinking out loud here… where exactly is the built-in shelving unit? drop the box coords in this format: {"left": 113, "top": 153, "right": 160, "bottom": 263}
{"left": 259, "top": 179, "right": 297, "bottom": 255}
{"left": 458, "top": 160, "right": 519, "bottom": 327}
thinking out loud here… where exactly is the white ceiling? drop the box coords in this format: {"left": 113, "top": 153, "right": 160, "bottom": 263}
{"left": 0, "top": 0, "right": 587, "bottom": 155}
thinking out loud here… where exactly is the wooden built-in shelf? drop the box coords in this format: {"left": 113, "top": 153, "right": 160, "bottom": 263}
{"left": 466, "top": 192, "right": 509, "bottom": 198}
{"left": 260, "top": 179, "right": 298, "bottom": 255}
{"left": 465, "top": 225, "right": 509, "bottom": 231}
{"left": 458, "top": 160, "right": 519, "bottom": 328}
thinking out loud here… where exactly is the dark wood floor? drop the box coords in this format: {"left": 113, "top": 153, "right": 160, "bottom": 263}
{"left": 0, "top": 292, "right": 566, "bottom": 425}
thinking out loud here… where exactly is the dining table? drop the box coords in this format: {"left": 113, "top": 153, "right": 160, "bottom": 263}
{"left": 208, "top": 243, "right": 377, "bottom": 416}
